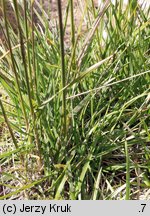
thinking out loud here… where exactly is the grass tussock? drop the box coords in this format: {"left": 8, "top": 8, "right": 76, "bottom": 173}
{"left": 0, "top": 0, "right": 150, "bottom": 200}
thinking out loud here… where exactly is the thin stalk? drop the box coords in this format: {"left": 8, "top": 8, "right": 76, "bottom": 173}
{"left": 91, "top": 0, "right": 102, "bottom": 56}
{"left": 57, "top": 0, "right": 67, "bottom": 137}
{"left": 13, "top": 0, "right": 42, "bottom": 166}
{"left": 70, "top": 0, "right": 75, "bottom": 49}
{"left": 24, "top": 0, "right": 42, "bottom": 168}
{"left": 125, "top": 139, "right": 130, "bottom": 200}
{"left": 0, "top": 99, "right": 18, "bottom": 149}
{"left": 2, "top": 0, "right": 29, "bottom": 129}
{"left": 31, "top": 0, "right": 38, "bottom": 101}
{"left": 30, "top": 2, "right": 42, "bottom": 166}
{"left": 77, "top": 0, "right": 110, "bottom": 68}
{"left": 69, "top": 0, "right": 76, "bottom": 72}
{"left": 13, "top": 0, "right": 34, "bottom": 119}
{"left": 63, "top": 0, "right": 70, "bottom": 38}
{"left": 23, "top": 0, "right": 34, "bottom": 96}
{"left": 67, "top": 5, "right": 88, "bottom": 79}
